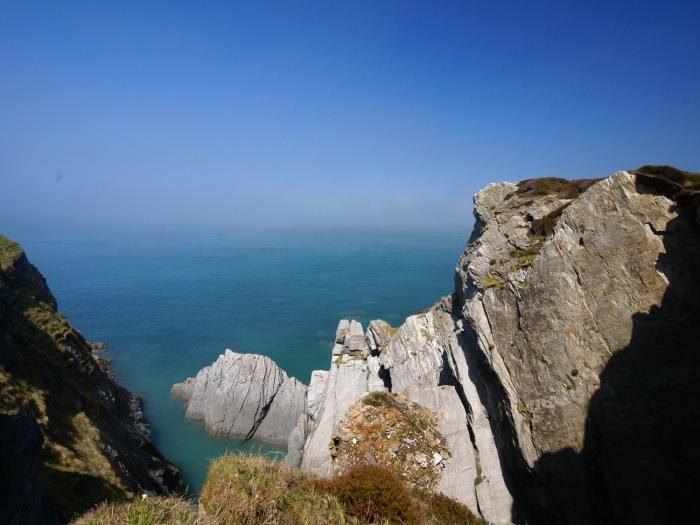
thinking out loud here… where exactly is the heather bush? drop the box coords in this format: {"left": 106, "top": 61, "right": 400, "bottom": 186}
{"left": 311, "top": 464, "right": 417, "bottom": 524}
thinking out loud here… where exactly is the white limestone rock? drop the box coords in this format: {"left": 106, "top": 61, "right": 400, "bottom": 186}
{"left": 171, "top": 350, "right": 306, "bottom": 445}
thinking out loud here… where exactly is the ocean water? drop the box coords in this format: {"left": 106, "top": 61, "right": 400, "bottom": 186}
{"left": 13, "top": 227, "right": 468, "bottom": 493}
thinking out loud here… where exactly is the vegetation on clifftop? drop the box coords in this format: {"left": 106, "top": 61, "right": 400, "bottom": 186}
{"left": 631, "top": 165, "right": 700, "bottom": 199}
{"left": 74, "top": 454, "right": 486, "bottom": 525}
{"left": 0, "top": 235, "right": 24, "bottom": 271}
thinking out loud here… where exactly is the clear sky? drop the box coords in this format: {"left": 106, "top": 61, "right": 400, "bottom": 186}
{"left": 1, "top": 0, "right": 699, "bottom": 231}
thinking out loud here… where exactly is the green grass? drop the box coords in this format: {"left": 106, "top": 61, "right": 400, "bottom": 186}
{"left": 483, "top": 275, "right": 505, "bottom": 289}
{"left": 506, "top": 247, "right": 539, "bottom": 273}
{"left": 73, "top": 497, "right": 205, "bottom": 525}
{"left": 0, "top": 234, "right": 24, "bottom": 271}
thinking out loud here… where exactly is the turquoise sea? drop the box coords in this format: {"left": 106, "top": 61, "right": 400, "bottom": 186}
{"left": 12, "top": 227, "right": 468, "bottom": 493}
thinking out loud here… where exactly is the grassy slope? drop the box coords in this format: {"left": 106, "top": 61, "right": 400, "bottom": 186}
{"left": 0, "top": 235, "right": 129, "bottom": 519}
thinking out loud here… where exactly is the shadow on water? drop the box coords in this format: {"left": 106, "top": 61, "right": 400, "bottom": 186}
{"left": 512, "top": 184, "right": 700, "bottom": 524}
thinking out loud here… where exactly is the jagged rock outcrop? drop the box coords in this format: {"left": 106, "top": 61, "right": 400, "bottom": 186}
{"left": 0, "top": 235, "right": 183, "bottom": 522}
{"left": 175, "top": 167, "right": 700, "bottom": 524}
{"left": 286, "top": 304, "right": 513, "bottom": 524}
{"left": 172, "top": 350, "right": 307, "bottom": 444}
{"left": 453, "top": 169, "right": 700, "bottom": 524}
{"left": 289, "top": 168, "right": 700, "bottom": 524}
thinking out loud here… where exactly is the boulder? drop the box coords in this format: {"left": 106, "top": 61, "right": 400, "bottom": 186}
{"left": 172, "top": 350, "right": 307, "bottom": 444}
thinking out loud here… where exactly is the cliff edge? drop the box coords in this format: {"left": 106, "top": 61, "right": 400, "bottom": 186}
{"left": 0, "top": 235, "right": 183, "bottom": 522}
{"left": 174, "top": 166, "right": 700, "bottom": 525}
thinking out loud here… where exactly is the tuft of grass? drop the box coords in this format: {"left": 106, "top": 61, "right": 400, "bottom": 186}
{"left": 517, "top": 400, "right": 529, "bottom": 416}
{"left": 570, "top": 368, "right": 579, "bottom": 377}
{"left": 506, "top": 247, "right": 539, "bottom": 273}
{"left": 200, "top": 454, "right": 349, "bottom": 525}
{"left": 483, "top": 275, "right": 505, "bottom": 289}
{"left": 72, "top": 496, "right": 206, "bottom": 525}
{"left": 363, "top": 391, "right": 397, "bottom": 409}
{"left": 474, "top": 475, "right": 485, "bottom": 486}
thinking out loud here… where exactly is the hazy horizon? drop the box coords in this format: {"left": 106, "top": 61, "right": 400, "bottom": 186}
{"left": 2, "top": 1, "right": 699, "bottom": 232}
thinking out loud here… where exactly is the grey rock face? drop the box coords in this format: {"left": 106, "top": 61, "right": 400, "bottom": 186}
{"left": 377, "top": 298, "right": 513, "bottom": 524}
{"left": 287, "top": 170, "right": 700, "bottom": 524}
{"left": 286, "top": 312, "right": 511, "bottom": 523}
{"left": 177, "top": 170, "right": 699, "bottom": 524}
{"left": 454, "top": 171, "right": 700, "bottom": 524}
{"left": 172, "top": 350, "right": 307, "bottom": 444}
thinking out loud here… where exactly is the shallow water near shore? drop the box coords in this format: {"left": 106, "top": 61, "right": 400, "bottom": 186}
{"left": 11, "top": 226, "right": 467, "bottom": 492}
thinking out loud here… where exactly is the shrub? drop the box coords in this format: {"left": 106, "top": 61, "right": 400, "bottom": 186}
{"left": 529, "top": 203, "right": 571, "bottom": 237}
{"left": 516, "top": 177, "right": 601, "bottom": 199}
{"left": 311, "top": 465, "right": 417, "bottom": 524}
{"left": 632, "top": 165, "right": 700, "bottom": 199}
{"left": 413, "top": 491, "right": 488, "bottom": 525}
{"left": 363, "top": 391, "right": 396, "bottom": 409}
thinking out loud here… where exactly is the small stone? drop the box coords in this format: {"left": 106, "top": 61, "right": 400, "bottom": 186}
{"left": 433, "top": 452, "right": 443, "bottom": 466}
{"left": 415, "top": 452, "right": 428, "bottom": 468}
{"left": 352, "top": 437, "right": 357, "bottom": 445}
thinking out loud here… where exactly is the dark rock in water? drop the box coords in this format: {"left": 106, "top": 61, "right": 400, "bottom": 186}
{"left": 89, "top": 341, "right": 107, "bottom": 353}
{"left": 0, "top": 413, "right": 57, "bottom": 525}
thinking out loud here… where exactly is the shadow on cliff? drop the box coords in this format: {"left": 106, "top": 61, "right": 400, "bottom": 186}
{"left": 511, "top": 187, "right": 700, "bottom": 524}
{"left": 0, "top": 314, "right": 126, "bottom": 522}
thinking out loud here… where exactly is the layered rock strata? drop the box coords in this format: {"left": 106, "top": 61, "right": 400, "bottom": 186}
{"left": 175, "top": 169, "right": 700, "bottom": 524}
{"left": 172, "top": 350, "right": 307, "bottom": 444}
{"left": 287, "top": 301, "right": 513, "bottom": 524}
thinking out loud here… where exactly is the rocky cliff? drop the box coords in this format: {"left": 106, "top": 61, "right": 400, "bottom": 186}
{"left": 0, "top": 236, "right": 183, "bottom": 522}
{"left": 174, "top": 167, "right": 700, "bottom": 525}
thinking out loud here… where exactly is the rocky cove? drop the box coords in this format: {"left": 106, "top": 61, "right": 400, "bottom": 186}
{"left": 3, "top": 166, "right": 699, "bottom": 524}
{"left": 173, "top": 168, "right": 700, "bottom": 525}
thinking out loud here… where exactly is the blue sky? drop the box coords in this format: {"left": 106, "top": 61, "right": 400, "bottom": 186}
{"left": 1, "top": 0, "right": 699, "bottom": 231}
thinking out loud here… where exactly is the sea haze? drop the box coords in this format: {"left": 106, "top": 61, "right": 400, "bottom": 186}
{"left": 13, "top": 226, "right": 468, "bottom": 493}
